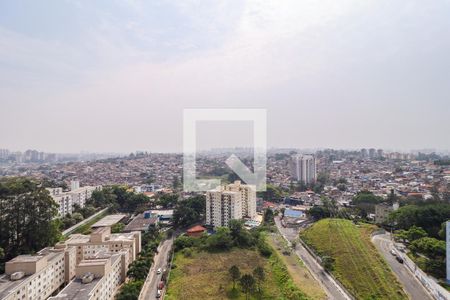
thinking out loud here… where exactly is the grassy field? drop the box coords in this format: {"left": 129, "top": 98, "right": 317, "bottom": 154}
{"left": 267, "top": 234, "right": 327, "bottom": 300}
{"left": 165, "top": 247, "right": 309, "bottom": 300}
{"left": 300, "top": 219, "right": 407, "bottom": 300}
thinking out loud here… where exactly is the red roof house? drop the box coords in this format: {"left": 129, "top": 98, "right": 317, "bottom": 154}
{"left": 186, "top": 225, "right": 206, "bottom": 237}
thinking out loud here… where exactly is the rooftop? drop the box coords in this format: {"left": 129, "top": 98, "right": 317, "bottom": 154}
{"left": 123, "top": 213, "right": 158, "bottom": 232}
{"left": 91, "top": 214, "right": 126, "bottom": 228}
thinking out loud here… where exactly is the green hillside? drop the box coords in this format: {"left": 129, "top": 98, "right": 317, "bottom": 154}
{"left": 300, "top": 218, "right": 407, "bottom": 300}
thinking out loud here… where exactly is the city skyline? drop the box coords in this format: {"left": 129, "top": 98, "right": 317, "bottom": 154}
{"left": 1, "top": 0, "right": 449, "bottom": 153}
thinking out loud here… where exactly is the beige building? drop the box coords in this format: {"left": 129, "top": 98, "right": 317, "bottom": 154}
{"left": 60, "top": 227, "right": 141, "bottom": 264}
{"left": 224, "top": 181, "right": 256, "bottom": 218}
{"left": 48, "top": 250, "right": 129, "bottom": 300}
{"left": 375, "top": 202, "right": 399, "bottom": 224}
{"left": 0, "top": 246, "right": 76, "bottom": 300}
{"left": 206, "top": 185, "right": 243, "bottom": 228}
{"left": 0, "top": 227, "right": 140, "bottom": 300}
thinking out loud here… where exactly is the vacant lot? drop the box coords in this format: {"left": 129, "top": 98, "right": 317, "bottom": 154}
{"left": 267, "top": 234, "right": 327, "bottom": 300}
{"left": 165, "top": 247, "right": 309, "bottom": 300}
{"left": 300, "top": 219, "right": 407, "bottom": 300}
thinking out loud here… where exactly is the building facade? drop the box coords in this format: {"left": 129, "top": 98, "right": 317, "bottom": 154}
{"left": 0, "top": 227, "right": 140, "bottom": 300}
{"left": 223, "top": 180, "right": 257, "bottom": 218}
{"left": 206, "top": 189, "right": 242, "bottom": 228}
{"left": 61, "top": 227, "right": 141, "bottom": 264}
{"left": 48, "top": 251, "right": 129, "bottom": 300}
{"left": 206, "top": 181, "right": 257, "bottom": 228}
{"left": 291, "top": 154, "right": 317, "bottom": 185}
{"left": 0, "top": 246, "right": 76, "bottom": 300}
{"left": 47, "top": 183, "right": 102, "bottom": 216}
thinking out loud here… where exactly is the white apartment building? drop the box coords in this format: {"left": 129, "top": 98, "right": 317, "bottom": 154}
{"left": 291, "top": 154, "right": 317, "bottom": 185}
{"left": 224, "top": 181, "right": 256, "bottom": 218}
{"left": 206, "top": 189, "right": 242, "bottom": 228}
{"left": 47, "top": 182, "right": 102, "bottom": 216}
{"left": 0, "top": 246, "right": 76, "bottom": 300}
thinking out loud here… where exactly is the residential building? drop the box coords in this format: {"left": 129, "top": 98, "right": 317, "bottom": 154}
{"left": 375, "top": 203, "right": 398, "bottom": 224}
{"left": 48, "top": 251, "right": 129, "bottom": 300}
{"left": 206, "top": 189, "right": 242, "bottom": 228}
{"left": 60, "top": 227, "right": 141, "bottom": 264}
{"left": 224, "top": 181, "right": 256, "bottom": 218}
{"left": 47, "top": 184, "right": 102, "bottom": 216}
{"left": 291, "top": 154, "right": 317, "bottom": 185}
{"left": 0, "top": 246, "right": 76, "bottom": 300}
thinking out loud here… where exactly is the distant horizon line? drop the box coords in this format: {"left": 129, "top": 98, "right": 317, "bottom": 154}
{"left": 1, "top": 146, "right": 449, "bottom": 156}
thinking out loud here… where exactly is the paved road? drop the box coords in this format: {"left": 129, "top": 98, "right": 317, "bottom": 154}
{"left": 62, "top": 207, "right": 109, "bottom": 235}
{"left": 140, "top": 238, "right": 174, "bottom": 300}
{"left": 275, "top": 217, "right": 352, "bottom": 300}
{"left": 372, "top": 234, "right": 433, "bottom": 300}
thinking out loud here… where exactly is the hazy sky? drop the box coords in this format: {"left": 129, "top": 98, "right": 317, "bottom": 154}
{"left": 1, "top": 0, "right": 449, "bottom": 153}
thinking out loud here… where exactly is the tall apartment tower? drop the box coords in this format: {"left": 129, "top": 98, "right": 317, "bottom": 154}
{"left": 291, "top": 154, "right": 317, "bottom": 185}
{"left": 206, "top": 189, "right": 242, "bottom": 228}
{"left": 224, "top": 181, "right": 256, "bottom": 218}
{"left": 206, "top": 181, "right": 257, "bottom": 228}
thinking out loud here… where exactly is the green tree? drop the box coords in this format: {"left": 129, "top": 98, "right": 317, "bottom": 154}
{"left": 389, "top": 203, "right": 450, "bottom": 237}
{"left": 229, "top": 265, "right": 241, "bottom": 289}
{"left": 253, "top": 266, "right": 265, "bottom": 293}
{"left": 263, "top": 208, "right": 274, "bottom": 224}
{"left": 111, "top": 223, "right": 125, "bottom": 233}
{"left": 406, "top": 226, "right": 428, "bottom": 242}
{"left": 115, "top": 280, "right": 144, "bottom": 300}
{"left": 0, "top": 177, "right": 61, "bottom": 261}
{"left": 173, "top": 195, "right": 205, "bottom": 228}
{"left": 240, "top": 274, "right": 255, "bottom": 300}
{"left": 72, "top": 212, "right": 84, "bottom": 223}
{"left": 206, "top": 227, "right": 233, "bottom": 250}
{"left": 322, "top": 255, "right": 335, "bottom": 271}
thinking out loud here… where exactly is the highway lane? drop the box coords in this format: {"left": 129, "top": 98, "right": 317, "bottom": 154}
{"left": 372, "top": 234, "right": 433, "bottom": 300}
{"left": 140, "top": 238, "right": 174, "bottom": 300}
{"left": 275, "top": 217, "right": 352, "bottom": 300}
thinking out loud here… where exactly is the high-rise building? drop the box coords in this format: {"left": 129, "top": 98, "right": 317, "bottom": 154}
{"left": 223, "top": 181, "right": 256, "bottom": 218}
{"left": 206, "top": 181, "right": 257, "bottom": 228}
{"left": 206, "top": 189, "right": 242, "bottom": 228}
{"left": 290, "top": 154, "right": 317, "bottom": 185}
{"left": 360, "top": 148, "right": 368, "bottom": 158}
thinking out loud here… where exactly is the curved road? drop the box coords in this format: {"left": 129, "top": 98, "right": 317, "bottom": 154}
{"left": 275, "top": 217, "right": 352, "bottom": 300}
{"left": 372, "top": 234, "right": 433, "bottom": 300}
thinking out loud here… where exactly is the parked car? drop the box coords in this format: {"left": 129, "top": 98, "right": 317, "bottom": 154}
{"left": 390, "top": 249, "right": 397, "bottom": 256}
{"left": 156, "top": 290, "right": 161, "bottom": 298}
{"left": 158, "top": 281, "right": 165, "bottom": 290}
{"left": 395, "top": 256, "right": 404, "bottom": 264}
{"left": 157, "top": 268, "right": 162, "bottom": 274}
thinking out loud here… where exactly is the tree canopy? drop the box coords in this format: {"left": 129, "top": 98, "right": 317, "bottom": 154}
{"left": 0, "top": 177, "right": 61, "bottom": 270}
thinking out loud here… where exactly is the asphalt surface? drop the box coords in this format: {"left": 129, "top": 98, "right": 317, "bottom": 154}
{"left": 140, "top": 238, "right": 174, "bottom": 300}
{"left": 275, "top": 217, "right": 352, "bottom": 300}
{"left": 372, "top": 233, "right": 433, "bottom": 300}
